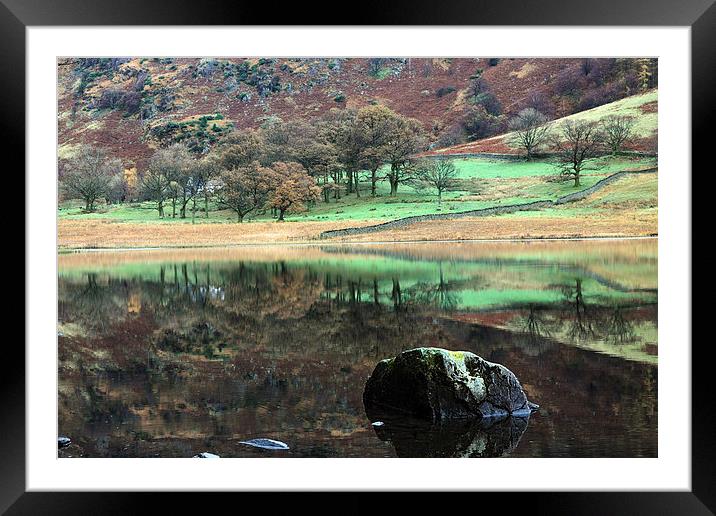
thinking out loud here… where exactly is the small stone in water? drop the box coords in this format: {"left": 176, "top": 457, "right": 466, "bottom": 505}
{"left": 371, "top": 421, "right": 385, "bottom": 427}
{"left": 58, "top": 436, "right": 71, "bottom": 448}
{"left": 238, "top": 438, "right": 289, "bottom": 450}
{"left": 193, "top": 452, "right": 220, "bottom": 458}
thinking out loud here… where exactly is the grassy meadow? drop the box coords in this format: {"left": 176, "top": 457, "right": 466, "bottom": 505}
{"left": 59, "top": 154, "right": 657, "bottom": 225}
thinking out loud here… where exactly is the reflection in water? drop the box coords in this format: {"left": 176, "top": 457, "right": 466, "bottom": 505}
{"left": 58, "top": 239, "right": 657, "bottom": 458}
{"left": 365, "top": 405, "right": 530, "bottom": 458}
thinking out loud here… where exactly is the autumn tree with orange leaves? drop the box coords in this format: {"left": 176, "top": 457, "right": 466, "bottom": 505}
{"left": 267, "top": 162, "right": 321, "bottom": 221}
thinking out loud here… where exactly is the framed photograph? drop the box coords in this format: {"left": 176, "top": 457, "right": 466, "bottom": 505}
{"left": 9, "top": 0, "right": 711, "bottom": 512}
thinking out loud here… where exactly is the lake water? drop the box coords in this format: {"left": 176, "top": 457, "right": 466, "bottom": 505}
{"left": 58, "top": 239, "right": 657, "bottom": 458}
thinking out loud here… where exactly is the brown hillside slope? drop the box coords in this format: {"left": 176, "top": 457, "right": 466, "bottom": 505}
{"left": 58, "top": 57, "right": 653, "bottom": 170}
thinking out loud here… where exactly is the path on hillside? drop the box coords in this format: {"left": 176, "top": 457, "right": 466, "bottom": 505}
{"left": 320, "top": 168, "right": 658, "bottom": 239}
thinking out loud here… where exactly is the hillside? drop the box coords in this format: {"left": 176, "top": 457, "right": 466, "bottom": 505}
{"left": 57, "top": 57, "right": 656, "bottom": 170}
{"left": 427, "top": 89, "right": 658, "bottom": 156}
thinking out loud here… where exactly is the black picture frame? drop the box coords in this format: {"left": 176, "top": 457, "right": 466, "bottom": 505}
{"left": 7, "top": 0, "right": 710, "bottom": 513}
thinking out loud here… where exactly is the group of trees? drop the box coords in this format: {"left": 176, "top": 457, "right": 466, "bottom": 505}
{"left": 60, "top": 105, "right": 444, "bottom": 221}
{"left": 58, "top": 147, "right": 125, "bottom": 211}
{"left": 214, "top": 161, "right": 321, "bottom": 222}
{"left": 508, "top": 109, "right": 638, "bottom": 186}
{"left": 201, "top": 105, "right": 431, "bottom": 221}
{"left": 140, "top": 145, "right": 221, "bottom": 222}
{"left": 59, "top": 95, "right": 642, "bottom": 219}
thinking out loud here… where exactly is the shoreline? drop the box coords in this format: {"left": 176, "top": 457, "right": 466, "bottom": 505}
{"left": 59, "top": 234, "right": 658, "bottom": 253}
{"left": 58, "top": 207, "right": 657, "bottom": 252}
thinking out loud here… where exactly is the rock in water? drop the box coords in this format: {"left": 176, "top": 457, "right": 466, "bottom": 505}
{"left": 193, "top": 452, "right": 219, "bottom": 458}
{"left": 363, "top": 348, "right": 537, "bottom": 421}
{"left": 238, "top": 438, "right": 289, "bottom": 450}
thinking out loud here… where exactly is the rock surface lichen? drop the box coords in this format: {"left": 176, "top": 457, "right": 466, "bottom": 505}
{"left": 363, "top": 347, "right": 537, "bottom": 422}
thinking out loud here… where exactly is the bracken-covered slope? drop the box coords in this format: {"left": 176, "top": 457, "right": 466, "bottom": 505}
{"left": 57, "top": 57, "right": 656, "bottom": 170}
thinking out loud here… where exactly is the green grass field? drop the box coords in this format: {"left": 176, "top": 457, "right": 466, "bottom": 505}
{"left": 59, "top": 154, "right": 657, "bottom": 224}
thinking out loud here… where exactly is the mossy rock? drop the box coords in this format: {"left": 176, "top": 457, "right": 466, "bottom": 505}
{"left": 363, "top": 347, "right": 537, "bottom": 422}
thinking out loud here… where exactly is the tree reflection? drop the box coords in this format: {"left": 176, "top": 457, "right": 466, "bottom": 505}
{"left": 404, "top": 263, "right": 459, "bottom": 312}
{"left": 522, "top": 304, "right": 554, "bottom": 342}
{"left": 560, "top": 279, "right": 598, "bottom": 341}
{"left": 59, "top": 264, "right": 653, "bottom": 362}
{"left": 600, "top": 305, "right": 636, "bottom": 344}
{"left": 61, "top": 273, "right": 126, "bottom": 332}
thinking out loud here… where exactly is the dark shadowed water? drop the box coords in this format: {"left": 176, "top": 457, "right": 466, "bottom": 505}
{"left": 58, "top": 239, "right": 657, "bottom": 458}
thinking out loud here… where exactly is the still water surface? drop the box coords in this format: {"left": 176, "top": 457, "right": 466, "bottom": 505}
{"left": 58, "top": 239, "right": 657, "bottom": 458}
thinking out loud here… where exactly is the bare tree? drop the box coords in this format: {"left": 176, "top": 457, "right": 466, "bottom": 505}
{"left": 355, "top": 104, "right": 394, "bottom": 197}
{"left": 508, "top": 108, "right": 550, "bottom": 159}
{"left": 553, "top": 120, "right": 605, "bottom": 187}
{"left": 105, "top": 172, "right": 128, "bottom": 205}
{"left": 145, "top": 144, "right": 192, "bottom": 218}
{"left": 600, "top": 305, "right": 636, "bottom": 344}
{"left": 60, "top": 146, "right": 122, "bottom": 212}
{"left": 193, "top": 153, "right": 221, "bottom": 219}
{"left": 140, "top": 165, "right": 170, "bottom": 218}
{"left": 219, "top": 129, "right": 265, "bottom": 169}
{"left": 415, "top": 158, "right": 460, "bottom": 204}
{"left": 330, "top": 107, "right": 363, "bottom": 197}
{"left": 185, "top": 158, "right": 209, "bottom": 224}
{"left": 262, "top": 118, "right": 341, "bottom": 202}
{"left": 601, "top": 115, "right": 636, "bottom": 155}
{"left": 215, "top": 161, "right": 274, "bottom": 223}
{"left": 382, "top": 114, "right": 426, "bottom": 196}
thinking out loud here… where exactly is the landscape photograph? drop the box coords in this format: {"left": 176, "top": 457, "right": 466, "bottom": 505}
{"left": 57, "top": 56, "right": 658, "bottom": 458}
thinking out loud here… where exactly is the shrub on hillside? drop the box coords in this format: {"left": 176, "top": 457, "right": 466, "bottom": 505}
{"left": 96, "top": 89, "right": 125, "bottom": 109}
{"left": 436, "top": 86, "right": 457, "bottom": 98}
{"left": 134, "top": 70, "right": 149, "bottom": 91}
{"left": 467, "top": 76, "right": 502, "bottom": 116}
{"left": 583, "top": 58, "right": 616, "bottom": 86}
{"left": 518, "top": 90, "right": 555, "bottom": 118}
{"left": 459, "top": 104, "right": 505, "bottom": 141}
{"left": 553, "top": 66, "right": 584, "bottom": 97}
{"left": 196, "top": 59, "right": 220, "bottom": 79}
{"left": 368, "top": 58, "right": 386, "bottom": 77}
{"left": 436, "top": 122, "right": 467, "bottom": 148}
{"left": 474, "top": 91, "right": 502, "bottom": 116}
{"left": 121, "top": 91, "right": 142, "bottom": 115}
{"left": 95, "top": 88, "right": 142, "bottom": 116}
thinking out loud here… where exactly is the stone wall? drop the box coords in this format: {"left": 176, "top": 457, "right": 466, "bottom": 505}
{"left": 429, "top": 151, "right": 657, "bottom": 161}
{"left": 553, "top": 168, "right": 657, "bottom": 204}
{"left": 320, "top": 168, "right": 657, "bottom": 239}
